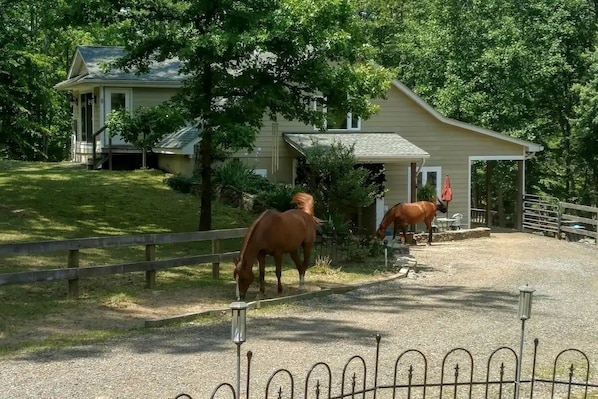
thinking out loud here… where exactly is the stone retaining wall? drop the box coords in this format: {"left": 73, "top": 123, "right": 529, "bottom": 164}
{"left": 413, "top": 227, "right": 491, "bottom": 244}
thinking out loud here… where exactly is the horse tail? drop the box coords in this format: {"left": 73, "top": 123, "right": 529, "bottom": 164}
{"left": 291, "top": 192, "right": 321, "bottom": 224}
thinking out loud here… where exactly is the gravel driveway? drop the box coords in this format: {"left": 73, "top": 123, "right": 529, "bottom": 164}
{"left": 1, "top": 231, "right": 597, "bottom": 398}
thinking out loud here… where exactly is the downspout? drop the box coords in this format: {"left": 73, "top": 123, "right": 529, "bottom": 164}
{"left": 416, "top": 158, "right": 427, "bottom": 175}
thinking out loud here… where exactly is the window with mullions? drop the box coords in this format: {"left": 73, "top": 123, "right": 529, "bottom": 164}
{"left": 313, "top": 95, "right": 361, "bottom": 131}
{"left": 407, "top": 166, "right": 441, "bottom": 202}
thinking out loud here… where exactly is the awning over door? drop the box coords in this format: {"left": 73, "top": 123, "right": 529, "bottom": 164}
{"left": 283, "top": 132, "right": 429, "bottom": 163}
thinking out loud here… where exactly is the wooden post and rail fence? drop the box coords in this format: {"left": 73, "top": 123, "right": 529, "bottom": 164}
{"left": 522, "top": 194, "right": 598, "bottom": 243}
{"left": 1, "top": 199, "right": 595, "bottom": 299}
{"left": 0, "top": 228, "right": 247, "bottom": 298}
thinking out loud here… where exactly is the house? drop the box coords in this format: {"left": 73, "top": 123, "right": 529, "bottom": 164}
{"left": 54, "top": 45, "right": 543, "bottom": 233}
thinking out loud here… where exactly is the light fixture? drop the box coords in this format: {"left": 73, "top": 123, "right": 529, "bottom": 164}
{"left": 230, "top": 301, "right": 248, "bottom": 399}
{"left": 231, "top": 301, "right": 247, "bottom": 344}
{"left": 70, "top": 95, "right": 78, "bottom": 107}
{"left": 515, "top": 284, "right": 535, "bottom": 399}
{"left": 518, "top": 284, "right": 535, "bottom": 320}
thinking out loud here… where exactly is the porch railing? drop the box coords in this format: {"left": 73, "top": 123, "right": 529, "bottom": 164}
{"left": 90, "top": 125, "right": 110, "bottom": 170}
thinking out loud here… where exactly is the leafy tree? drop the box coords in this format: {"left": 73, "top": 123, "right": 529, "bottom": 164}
{"left": 0, "top": 0, "right": 72, "bottom": 161}
{"left": 296, "top": 141, "right": 382, "bottom": 223}
{"left": 360, "top": 0, "right": 597, "bottom": 205}
{"left": 105, "top": 0, "right": 393, "bottom": 230}
{"left": 572, "top": 43, "right": 598, "bottom": 204}
{"left": 105, "top": 102, "right": 186, "bottom": 168}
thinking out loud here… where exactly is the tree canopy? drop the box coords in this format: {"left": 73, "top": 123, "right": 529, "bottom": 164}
{"left": 107, "top": 0, "right": 394, "bottom": 229}
{"left": 1, "top": 0, "right": 598, "bottom": 217}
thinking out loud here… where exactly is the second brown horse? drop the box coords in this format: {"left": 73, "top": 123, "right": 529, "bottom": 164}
{"left": 234, "top": 192, "right": 321, "bottom": 300}
{"left": 376, "top": 200, "right": 447, "bottom": 245}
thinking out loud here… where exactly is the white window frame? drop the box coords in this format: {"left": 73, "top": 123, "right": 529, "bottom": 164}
{"left": 407, "top": 166, "right": 442, "bottom": 202}
{"left": 312, "top": 97, "right": 361, "bottom": 131}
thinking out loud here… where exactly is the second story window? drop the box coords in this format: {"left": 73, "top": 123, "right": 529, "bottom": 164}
{"left": 313, "top": 94, "right": 361, "bottom": 131}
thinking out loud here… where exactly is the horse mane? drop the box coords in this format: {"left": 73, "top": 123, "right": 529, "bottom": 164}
{"left": 239, "top": 209, "right": 271, "bottom": 263}
{"left": 292, "top": 192, "right": 321, "bottom": 224}
{"left": 380, "top": 202, "right": 402, "bottom": 227}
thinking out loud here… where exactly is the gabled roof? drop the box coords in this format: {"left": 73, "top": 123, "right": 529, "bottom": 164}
{"left": 54, "top": 45, "right": 542, "bottom": 154}
{"left": 391, "top": 80, "right": 543, "bottom": 153}
{"left": 284, "top": 132, "right": 429, "bottom": 163}
{"left": 54, "top": 46, "right": 185, "bottom": 90}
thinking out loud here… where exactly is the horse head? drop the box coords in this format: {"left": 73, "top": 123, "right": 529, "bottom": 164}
{"left": 233, "top": 257, "right": 254, "bottom": 300}
{"left": 376, "top": 224, "right": 387, "bottom": 239}
{"left": 436, "top": 199, "right": 448, "bottom": 214}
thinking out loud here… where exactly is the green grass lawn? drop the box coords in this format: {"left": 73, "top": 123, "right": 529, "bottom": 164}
{"left": 0, "top": 160, "right": 386, "bottom": 355}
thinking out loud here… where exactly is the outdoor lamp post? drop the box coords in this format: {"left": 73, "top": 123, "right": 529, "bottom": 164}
{"left": 230, "top": 301, "right": 248, "bottom": 399}
{"left": 515, "top": 284, "right": 535, "bottom": 399}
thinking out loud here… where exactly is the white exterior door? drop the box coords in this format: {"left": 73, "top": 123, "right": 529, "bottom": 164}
{"left": 104, "top": 88, "right": 131, "bottom": 145}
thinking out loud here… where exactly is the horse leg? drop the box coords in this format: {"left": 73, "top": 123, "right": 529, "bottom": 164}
{"left": 258, "top": 254, "right": 266, "bottom": 299}
{"left": 290, "top": 247, "right": 308, "bottom": 290}
{"left": 393, "top": 220, "right": 400, "bottom": 240}
{"left": 426, "top": 220, "right": 433, "bottom": 246}
{"left": 273, "top": 252, "right": 283, "bottom": 294}
{"left": 401, "top": 224, "right": 408, "bottom": 245}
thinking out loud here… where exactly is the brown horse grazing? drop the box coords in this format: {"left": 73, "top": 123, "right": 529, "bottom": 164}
{"left": 376, "top": 199, "right": 448, "bottom": 245}
{"left": 234, "top": 192, "right": 321, "bottom": 300}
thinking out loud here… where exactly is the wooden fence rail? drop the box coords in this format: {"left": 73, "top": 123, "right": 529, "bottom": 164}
{"left": 0, "top": 228, "right": 247, "bottom": 298}
{"left": 559, "top": 201, "right": 598, "bottom": 242}
{"left": 522, "top": 194, "right": 597, "bottom": 243}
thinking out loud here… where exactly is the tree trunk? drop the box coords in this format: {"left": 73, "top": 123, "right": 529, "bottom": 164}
{"left": 497, "top": 187, "right": 505, "bottom": 227}
{"left": 198, "top": 126, "right": 213, "bottom": 231}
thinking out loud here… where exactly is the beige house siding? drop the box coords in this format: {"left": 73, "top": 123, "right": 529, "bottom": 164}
{"left": 58, "top": 46, "right": 540, "bottom": 231}
{"left": 132, "top": 88, "right": 178, "bottom": 108}
{"left": 158, "top": 154, "right": 194, "bottom": 177}
{"left": 234, "top": 83, "right": 530, "bottom": 231}
{"left": 381, "top": 87, "right": 524, "bottom": 228}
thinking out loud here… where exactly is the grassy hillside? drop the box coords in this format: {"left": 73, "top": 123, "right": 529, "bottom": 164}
{"left": 0, "top": 160, "right": 385, "bottom": 355}
{"left": 0, "top": 161, "right": 259, "bottom": 352}
{"left": 0, "top": 160, "right": 255, "bottom": 241}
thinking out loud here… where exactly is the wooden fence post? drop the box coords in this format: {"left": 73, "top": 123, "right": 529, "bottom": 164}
{"left": 67, "top": 249, "right": 79, "bottom": 298}
{"left": 145, "top": 244, "right": 156, "bottom": 288}
{"left": 212, "top": 239, "right": 220, "bottom": 279}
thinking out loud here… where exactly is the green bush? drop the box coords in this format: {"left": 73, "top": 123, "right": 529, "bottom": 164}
{"left": 163, "top": 175, "right": 196, "bottom": 194}
{"left": 253, "top": 184, "right": 301, "bottom": 212}
{"left": 213, "top": 159, "right": 253, "bottom": 189}
{"left": 213, "top": 159, "right": 275, "bottom": 194}
{"left": 319, "top": 211, "right": 351, "bottom": 237}
{"left": 246, "top": 173, "right": 275, "bottom": 194}
{"left": 417, "top": 183, "right": 436, "bottom": 202}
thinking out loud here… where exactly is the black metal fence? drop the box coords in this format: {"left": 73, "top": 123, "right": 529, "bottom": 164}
{"left": 312, "top": 230, "right": 383, "bottom": 265}
{"left": 176, "top": 336, "right": 598, "bottom": 399}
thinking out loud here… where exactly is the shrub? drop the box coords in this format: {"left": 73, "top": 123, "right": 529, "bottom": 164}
{"left": 319, "top": 211, "right": 351, "bottom": 237}
{"left": 246, "top": 173, "right": 275, "bottom": 194}
{"left": 213, "top": 159, "right": 254, "bottom": 189}
{"left": 297, "top": 141, "right": 382, "bottom": 219}
{"left": 253, "top": 184, "right": 301, "bottom": 212}
{"left": 213, "top": 159, "right": 275, "bottom": 194}
{"left": 418, "top": 183, "right": 436, "bottom": 202}
{"left": 163, "top": 175, "right": 196, "bottom": 194}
